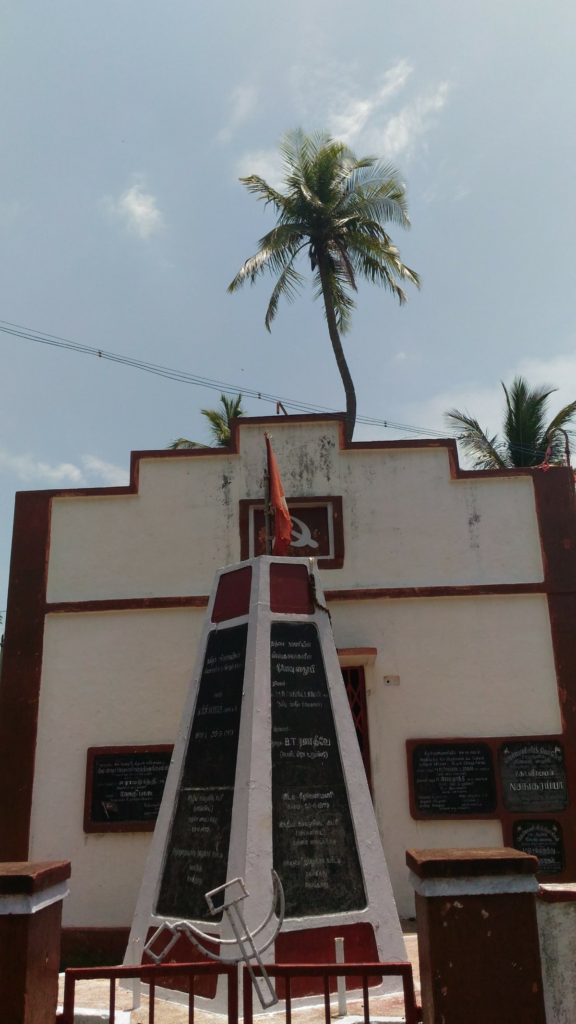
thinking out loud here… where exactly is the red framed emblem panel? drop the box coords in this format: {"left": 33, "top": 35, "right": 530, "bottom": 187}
{"left": 239, "top": 496, "right": 344, "bottom": 569}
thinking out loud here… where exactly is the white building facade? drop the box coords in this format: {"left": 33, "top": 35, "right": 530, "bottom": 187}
{"left": 1, "top": 413, "right": 575, "bottom": 961}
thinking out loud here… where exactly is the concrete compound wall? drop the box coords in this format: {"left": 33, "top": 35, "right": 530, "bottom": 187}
{"left": 1, "top": 413, "right": 575, "bottom": 932}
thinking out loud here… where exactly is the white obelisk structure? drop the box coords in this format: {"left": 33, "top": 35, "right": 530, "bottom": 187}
{"left": 127, "top": 555, "right": 405, "bottom": 1007}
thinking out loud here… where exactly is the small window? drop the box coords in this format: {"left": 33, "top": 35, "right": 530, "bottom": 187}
{"left": 341, "top": 666, "right": 372, "bottom": 790}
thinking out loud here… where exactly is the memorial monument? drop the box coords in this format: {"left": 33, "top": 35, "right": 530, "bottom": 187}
{"left": 126, "top": 553, "right": 405, "bottom": 1008}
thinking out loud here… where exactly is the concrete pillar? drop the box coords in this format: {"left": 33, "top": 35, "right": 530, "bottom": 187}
{"left": 537, "top": 883, "right": 576, "bottom": 1023}
{"left": 406, "top": 848, "right": 546, "bottom": 1024}
{"left": 0, "top": 861, "right": 71, "bottom": 1024}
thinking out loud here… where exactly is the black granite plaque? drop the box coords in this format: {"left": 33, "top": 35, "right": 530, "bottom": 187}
{"left": 156, "top": 624, "right": 247, "bottom": 921}
{"left": 271, "top": 621, "right": 366, "bottom": 917}
{"left": 512, "top": 819, "right": 564, "bottom": 875}
{"left": 412, "top": 743, "right": 496, "bottom": 816}
{"left": 87, "top": 749, "right": 172, "bottom": 829}
{"left": 499, "top": 741, "right": 568, "bottom": 813}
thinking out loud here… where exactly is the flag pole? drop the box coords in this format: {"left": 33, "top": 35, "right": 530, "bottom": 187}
{"left": 264, "top": 433, "right": 273, "bottom": 554}
{"left": 264, "top": 468, "right": 272, "bottom": 555}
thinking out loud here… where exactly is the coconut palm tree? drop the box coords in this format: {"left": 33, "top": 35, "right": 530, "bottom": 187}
{"left": 445, "top": 377, "right": 576, "bottom": 469}
{"left": 228, "top": 129, "right": 419, "bottom": 442}
{"left": 168, "top": 393, "right": 244, "bottom": 449}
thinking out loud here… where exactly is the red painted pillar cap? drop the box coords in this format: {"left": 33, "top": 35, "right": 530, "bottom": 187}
{"left": 406, "top": 847, "right": 538, "bottom": 879}
{"left": 0, "top": 861, "right": 71, "bottom": 895}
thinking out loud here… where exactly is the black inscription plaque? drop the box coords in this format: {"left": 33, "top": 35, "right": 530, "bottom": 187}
{"left": 156, "top": 624, "right": 247, "bottom": 921}
{"left": 499, "top": 741, "right": 568, "bottom": 813}
{"left": 271, "top": 621, "right": 366, "bottom": 917}
{"left": 512, "top": 820, "right": 564, "bottom": 875}
{"left": 412, "top": 743, "right": 496, "bottom": 817}
{"left": 86, "top": 748, "right": 172, "bottom": 831}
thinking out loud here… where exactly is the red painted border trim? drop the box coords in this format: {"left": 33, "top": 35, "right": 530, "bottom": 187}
{"left": 325, "top": 582, "right": 545, "bottom": 601}
{"left": 44, "top": 582, "right": 545, "bottom": 616}
{"left": 1, "top": 412, "right": 576, "bottom": 870}
{"left": 47, "top": 595, "right": 209, "bottom": 614}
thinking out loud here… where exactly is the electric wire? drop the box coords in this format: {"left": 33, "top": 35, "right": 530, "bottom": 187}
{"left": 0, "top": 318, "right": 570, "bottom": 462}
{"left": 0, "top": 318, "right": 450, "bottom": 437}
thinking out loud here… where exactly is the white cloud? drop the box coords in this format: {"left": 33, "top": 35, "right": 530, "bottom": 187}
{"left": 217, "top": 84, "right": 258, "bottom": 143}
{"left": 318, "top": 60, "right": 450, "bottom": 162}
{"left": 328, "top": 60, "right": 413, "bottom": 144}
{"left": 0, "top": 450, "right": 128, "bottom": 486}
{"left": 80, "top": 455, "right": 129, "bottom": 486}
{"left": 233, "top": 59, "right": 450, "bottom": 190}
{"left": 379, "top": 82, "right": 450, "bottom": 159}
{"left": 235, "top": 148, "right": 284, "bottom": 189}
{"left": 0, "top": 450, "right": 84, "bottom": 484}
{"left": 106, "top": 180, "right": 164, "bottom": 239}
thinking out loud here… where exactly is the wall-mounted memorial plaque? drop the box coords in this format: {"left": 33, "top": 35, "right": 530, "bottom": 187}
{"left": 271, "top": 621, "right": 366, "bottom": 917}
{"left": 156, "top": 623, "right": 247, "bottom": 922}
{"left": 499, "top": 741, "right": 568, "bottom": 813}
{"left": 411, "top": 742, "right": 497, "bottom": 817}
{"left": 512, "top": 819, "right": 564, "bottom": 875}
{"left": 84, "top": 746, "right": 173, "bottom": 833}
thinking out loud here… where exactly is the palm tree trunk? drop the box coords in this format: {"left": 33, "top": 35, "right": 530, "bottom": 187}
{"left": 317, "top": 258, "right": 357, "bottom": 443}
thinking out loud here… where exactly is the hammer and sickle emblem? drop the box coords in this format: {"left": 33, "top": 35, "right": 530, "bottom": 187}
{"left": 290, "top": 515, "right": 319, "bottom": 549}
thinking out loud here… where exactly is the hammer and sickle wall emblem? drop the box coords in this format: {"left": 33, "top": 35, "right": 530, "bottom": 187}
{"left": 289, "top": 515, "right": 319, "bottom": 549}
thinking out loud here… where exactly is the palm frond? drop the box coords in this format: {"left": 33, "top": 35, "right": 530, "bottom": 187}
{"left": 238, "top": 175, "right": 289, "bottom": 211}
{"left": 345, "top": 235, "right": 420, "bottom": 297}
{"left": 200, "top": 393, "right": 245, "bottom": 446}
{"left": 167, "top": 438, "right": 206, "bottom": 450}
{"left": 445, "top": 409, "right": 508, "bottom": 469}
{"left": 502, "top": 378, "right": 558, "bottom": 466}
{"left": 265, "top": 261, "right": 305, "bottom": 331}
{"left": 544, "top": 399, "right": 576, "bottom": 436}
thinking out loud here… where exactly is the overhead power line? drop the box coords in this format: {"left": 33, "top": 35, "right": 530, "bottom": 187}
{"left": 0, "top": 318, "right": 452, "bottom": 439}
{"left": 0, "top": 318, "right": 568, "bottom": 462}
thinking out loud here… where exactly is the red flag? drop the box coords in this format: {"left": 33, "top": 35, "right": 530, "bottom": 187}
{"left": 265, "top": 434, "right": 292, "bottom": 555}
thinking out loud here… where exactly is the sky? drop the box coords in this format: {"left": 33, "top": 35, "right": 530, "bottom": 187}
{"left": 1, "top": 0, "right": 576, "bottom": 614}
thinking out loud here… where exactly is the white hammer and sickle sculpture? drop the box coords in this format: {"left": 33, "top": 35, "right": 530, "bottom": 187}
{"left": 144, "top": 872, "right": 285, "bottom": 1008}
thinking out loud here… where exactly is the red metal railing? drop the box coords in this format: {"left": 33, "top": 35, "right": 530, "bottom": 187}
{"left": 57, "top": 961, "right": 238, "bottom": 1024}
{"left": 57, "top": 959, "right": 421, "bottom": 1024}
{"left": 242, "top": 962, "right": 421, "bottom": 1024}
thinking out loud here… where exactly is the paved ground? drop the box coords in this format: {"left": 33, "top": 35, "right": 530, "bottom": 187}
{"left": 57, "top": 929, "right": 421, "bottom": 1023}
